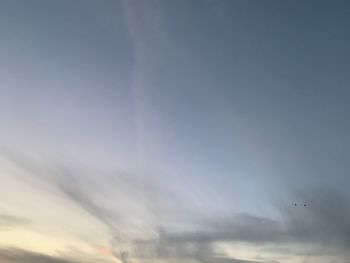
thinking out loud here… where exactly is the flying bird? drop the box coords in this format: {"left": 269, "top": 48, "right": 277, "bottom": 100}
{"left": 294, "top": 203, "right": 307, "bottom": 207}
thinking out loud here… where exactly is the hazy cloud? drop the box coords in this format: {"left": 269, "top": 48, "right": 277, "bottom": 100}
{"left": 124, "top": 189, "right": 350, "bottom": 262}
{"left": 0, "top": 215, "right": 31, "bottom": 230}
{"left": 2, "top": 148, "right": 350, "bottom": 261}
{"left": 200, "top": 258, "right": 266, "bottom": 263}
{"left": 0, "top": 248, "right": 81, "bottom": 263}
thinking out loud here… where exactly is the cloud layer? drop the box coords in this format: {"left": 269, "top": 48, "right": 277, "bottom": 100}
{"left": 0, "top": 248, "right": 80, "bottom": 263}
{"left": 2, "top": 149, "right": 350, "bottom": 262}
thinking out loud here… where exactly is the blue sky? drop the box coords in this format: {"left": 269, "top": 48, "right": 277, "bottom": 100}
{"left": 0, "top": 1, "right": 350, "bottom": 263}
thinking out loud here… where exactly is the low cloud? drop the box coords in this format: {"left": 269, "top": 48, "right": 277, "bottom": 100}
{"left": 2, "top": 149, "right": 350, "bottom": 262}
{"left": 201, "top": 258, "right": 266, "bottom": 263}
{"left": 0, "top": 248, "right": 81, "bottom": 263}
{"left": 135, "top": 189, "right": 350, "bottom": 261}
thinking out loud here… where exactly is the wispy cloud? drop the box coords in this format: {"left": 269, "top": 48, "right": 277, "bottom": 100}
{"left": 2, "top": 148, "right": 350, "bottom": 262}
{"left": 0, "top": 215, "right": 31, "bottom": 230}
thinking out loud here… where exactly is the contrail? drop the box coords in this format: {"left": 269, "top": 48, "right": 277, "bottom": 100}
{"left": 120, "top": 0, "right": 168, "bottom": 172}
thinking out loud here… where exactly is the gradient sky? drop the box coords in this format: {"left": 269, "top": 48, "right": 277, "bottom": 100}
{"left": 1, "top": 1, "right": 350, "bottom": 263}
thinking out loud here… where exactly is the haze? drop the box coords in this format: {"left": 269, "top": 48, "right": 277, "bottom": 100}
{"left": 0, "top": 1, "right": 350, "bottom": 262}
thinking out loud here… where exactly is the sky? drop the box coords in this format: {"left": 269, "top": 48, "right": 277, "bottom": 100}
{"left": 0, "top": 0, "right": 350, "bottom": 262}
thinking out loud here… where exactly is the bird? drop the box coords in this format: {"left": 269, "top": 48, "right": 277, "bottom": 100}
{"left": 294, "top": 203, "right": 307, "bottom": 207}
